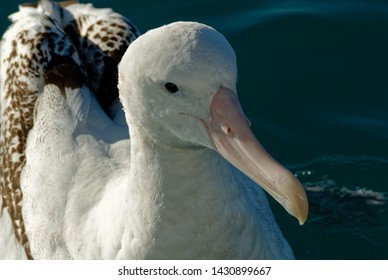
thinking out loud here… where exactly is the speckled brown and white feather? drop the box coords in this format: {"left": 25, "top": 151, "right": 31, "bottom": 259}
{"left": 0, "top": 0, "right": 138, "bottom": 259}
{"left": 0, "top": 3, "right": 82, "bottom": 259}
{"left": 62, "top": 2, "right": 140, "bottom": 115}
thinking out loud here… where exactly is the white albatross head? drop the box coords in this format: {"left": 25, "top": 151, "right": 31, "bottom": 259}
{"left": 118, "top": 21, "right": 308, "bottom": 224}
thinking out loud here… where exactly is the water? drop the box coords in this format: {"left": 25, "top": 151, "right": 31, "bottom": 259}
{"left": 1, "top": 0, "right": 387, "bottom": 259}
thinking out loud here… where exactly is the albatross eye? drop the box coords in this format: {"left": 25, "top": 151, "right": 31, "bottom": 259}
{"left": 164, "top": 82, "right": 179, "bottom": 93}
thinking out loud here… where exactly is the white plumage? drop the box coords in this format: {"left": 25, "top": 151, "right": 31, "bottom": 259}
{"left": 0, "top": 1, "right": 308, "bottom": 259}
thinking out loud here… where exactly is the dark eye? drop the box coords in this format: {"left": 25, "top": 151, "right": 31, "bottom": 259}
{"left": 164, "top": 82, "right": 179, "bottom": 93}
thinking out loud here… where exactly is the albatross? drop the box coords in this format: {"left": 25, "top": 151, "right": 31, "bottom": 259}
{"left": 0, "top": 0, "right": 308, "bottom": 259}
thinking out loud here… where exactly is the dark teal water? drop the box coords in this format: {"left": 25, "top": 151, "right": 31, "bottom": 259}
{"left": 1, "top": 0, "right": 387, "bottom": 259}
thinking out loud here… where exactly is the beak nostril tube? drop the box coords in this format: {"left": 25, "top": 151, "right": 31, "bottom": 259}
{"left": 221, "top": 124, "right": 233, "bottom": 136}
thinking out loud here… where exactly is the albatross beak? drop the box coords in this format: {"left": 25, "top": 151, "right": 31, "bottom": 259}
{"left": 207, "top": 87, "right": 308, "bottom": 225}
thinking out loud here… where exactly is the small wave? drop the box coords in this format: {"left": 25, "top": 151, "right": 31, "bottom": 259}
{"left": 293, "top": 155, "right": 388, "bottom": 248}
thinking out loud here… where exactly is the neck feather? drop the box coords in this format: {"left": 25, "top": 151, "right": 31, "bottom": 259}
{"left": 124, "top": 127, "right": 259, "bottom": 259}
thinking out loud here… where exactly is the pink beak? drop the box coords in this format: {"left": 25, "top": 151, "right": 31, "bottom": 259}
{"left": 206, "top": 87, "right": 308, "bottom": 225}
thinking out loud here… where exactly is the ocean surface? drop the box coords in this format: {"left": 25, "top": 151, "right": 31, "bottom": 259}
{"left": 1, "top": 0, "right": 387, "bottom": 259}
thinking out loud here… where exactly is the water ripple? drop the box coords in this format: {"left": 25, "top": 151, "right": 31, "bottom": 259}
{"left": 211, "top": 1, "right": 388, "bottom": 33}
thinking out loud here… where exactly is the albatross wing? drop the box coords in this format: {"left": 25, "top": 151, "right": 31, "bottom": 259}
{"left": 0, "top": 0, "right": 139, "bottom": 259}
{"left": 0, "top": 2, "right": 82, "bottom": 259}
